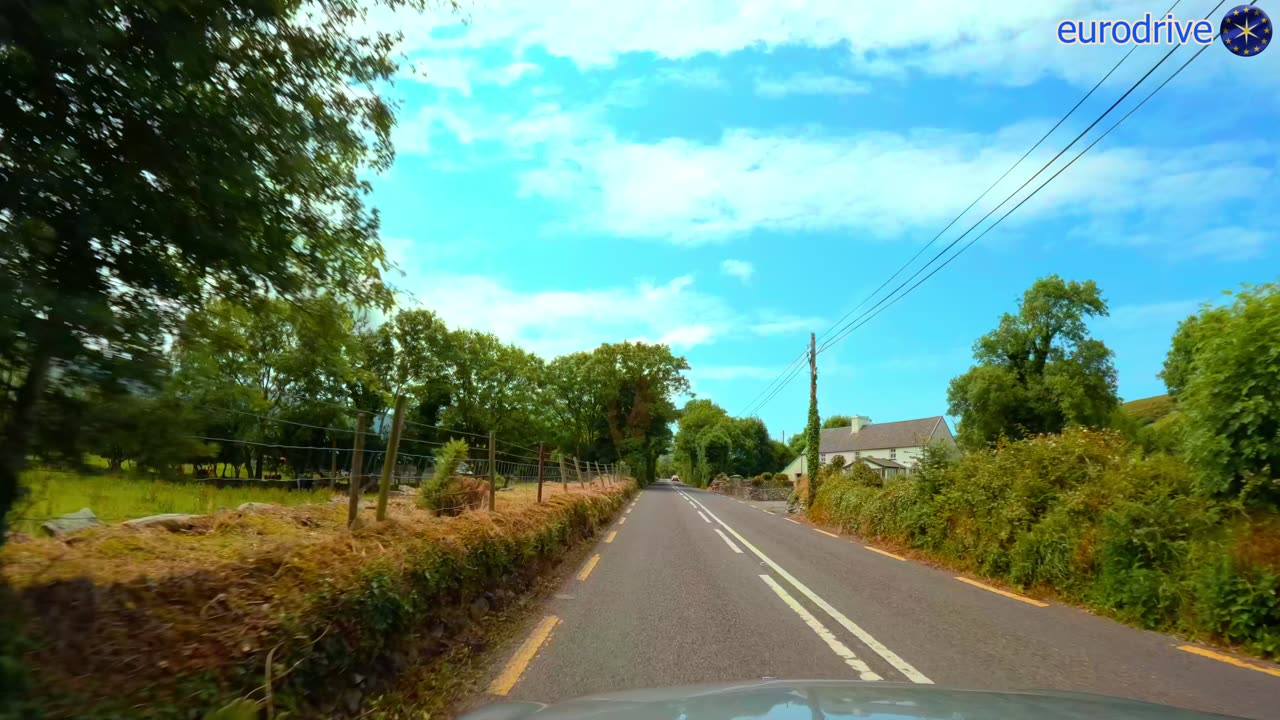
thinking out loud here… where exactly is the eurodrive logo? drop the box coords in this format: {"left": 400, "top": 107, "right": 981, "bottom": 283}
{"left": 1057, "top": 4, "right": 1271, "bottom": 56}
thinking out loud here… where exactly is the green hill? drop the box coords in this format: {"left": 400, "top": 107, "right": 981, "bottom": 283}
{"left": 1122, "top": 394, "right": 1174, "bottom": 426}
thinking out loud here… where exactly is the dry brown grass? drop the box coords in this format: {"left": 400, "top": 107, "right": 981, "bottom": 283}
{"left": 4, "top": 483, "right": 633, "bottom": 718}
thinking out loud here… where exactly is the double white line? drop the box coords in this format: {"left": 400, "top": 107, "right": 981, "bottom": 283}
{"left": 676, "top": 488, "right": 931, "bottom": 685}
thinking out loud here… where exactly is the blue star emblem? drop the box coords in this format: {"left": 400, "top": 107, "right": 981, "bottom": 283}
{"left": 1221, "top": 4, "right": 1271, "bottom": 56}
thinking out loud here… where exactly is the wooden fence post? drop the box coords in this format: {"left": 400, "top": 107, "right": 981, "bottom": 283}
{"left": 347, "top": 412, "right": 367, "bottom": 528}
{"left": 488, "top": 430, "right": 497, "bottom": 511}
{"left": 574, "top": 457, "right": 586, "bottom": 490}
{"left": 328, "top": 438, "right": 338, "bottom": 491}
{"left": 536, "top": 442, "right": 545, "bottom": 503}
{"left": 558, "top": 454, "right": 568, "bottom": 494}
{"left": 376, "top": 396, "right": 407, "bottom": 522}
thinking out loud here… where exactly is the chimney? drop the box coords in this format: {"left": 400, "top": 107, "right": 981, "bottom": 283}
{"left": 850, "top": 415, "right": 871, "bottom": 433}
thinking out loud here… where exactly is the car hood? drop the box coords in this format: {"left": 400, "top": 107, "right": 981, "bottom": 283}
{"left": 460, "top": 680, "right": 1245, "bottom": 720}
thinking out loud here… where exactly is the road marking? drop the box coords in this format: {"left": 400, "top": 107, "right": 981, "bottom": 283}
{"left": 604, "top": 530, "right": 617, "bottom": 543}
{"left": 785, "top": 518, "right": 802, "bottom": 525}
{"left": 618, "top": 517, "right": 626, "bottom": 525}
{"left": 679, "top": 491, "right": 931, "bottom": 684}
{"left": 487, "top": 615, "right": 559, "bottom": 695}
{"left": 864, "top": 546, "right": 907, "bottom": 562}
{"left": 714, "top": 528, "right": 743, "bottom": 553}
{"left": 1178, "top": 645, "right": 1280, "bottom": 678}
{"left": 625, "top": 508, "right": 632, "bottom": 514}
{"left": 759, "top": 575, "right": 882, "bottom": 681}
{"left": 697, "top": 511, "right": 711, "bottom": 524}
{"left": 815, "top": 528, "right": 839, "bottom": 538}
{"left": 578, "top": 554, "right": 601, "bottom": 581}
{"left": 954, "top": 577, "right": 1048, "bottom": 607}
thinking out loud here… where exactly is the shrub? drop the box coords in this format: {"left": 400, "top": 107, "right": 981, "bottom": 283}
{"left": 773, "top": 472, "right": 790, "bottom": 483}
{"left": 828, "top": 455, "right": 846, "bottom": 471}
{"left": 420, "top": 439, "right": 486, "bottom": 515}
{"left": 807, "top": 428, "right": 1280, "bottom": 659}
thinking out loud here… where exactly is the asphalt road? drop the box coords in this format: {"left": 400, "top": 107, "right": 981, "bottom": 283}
{"left": 477, "top": 481, "right": 1280, "bottom": 719}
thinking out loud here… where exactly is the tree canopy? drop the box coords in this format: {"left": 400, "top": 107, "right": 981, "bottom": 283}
{"left": 672, "top": 400, "right": 790, "bottom": 486}
{"left": 822, "top": 415, "right": 853, "bottom": 429}
{"left": 947, "top": 275, "right": 1119, "bottom": 449}
{"left": 0, "top": 0, "right": 434, "bottom": 535}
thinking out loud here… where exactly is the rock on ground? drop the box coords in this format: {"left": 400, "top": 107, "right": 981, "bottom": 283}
{"left": 123, "top": 513, "right": 200, "bottom": 531}
{"left": 40, "top": 508, "right": 102, "bottom": 537}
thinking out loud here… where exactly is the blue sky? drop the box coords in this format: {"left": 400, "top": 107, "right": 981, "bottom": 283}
{"left": 365, "top": 0, "right": 1278, "bottom": 440}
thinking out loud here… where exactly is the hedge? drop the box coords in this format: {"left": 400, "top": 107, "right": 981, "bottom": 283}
{"left": 808, "top": 430, "right": 1280, "bottom": 660}
{"left": 3, "top": 486, "right": 632, "bottom": 718}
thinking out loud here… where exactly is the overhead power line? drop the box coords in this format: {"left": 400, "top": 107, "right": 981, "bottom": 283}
{"left": 816, "top": 0, "right": 1226, "bottom": 356}
{"left": 736, "top": 1, "right": 1183, "bottom": 418}
{"left": 818, "top": 5, "right": 1232, "bottom": 354}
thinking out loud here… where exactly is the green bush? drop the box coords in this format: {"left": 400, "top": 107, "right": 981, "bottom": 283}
{"left": 773, "top": 472, "right": 790, "bottom": 483}
{"left": 807, "top": 428, "right": 1280, "bottom": 659}
{"left": 828, "top": 455, "right": 846, "bottom": 471}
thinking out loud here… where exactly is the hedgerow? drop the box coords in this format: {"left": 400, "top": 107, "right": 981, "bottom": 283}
{"left": 808, "top": 429, "right": 1279, "bottom": 659}
{"left": 3, "top": 486, "right": 632, "bottom": 718}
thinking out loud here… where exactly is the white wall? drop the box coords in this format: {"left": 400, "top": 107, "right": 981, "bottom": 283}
{"left": 820, "top": 446, "right": 926, "bottom": 469}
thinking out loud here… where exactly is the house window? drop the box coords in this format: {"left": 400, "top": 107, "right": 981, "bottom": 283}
{"left": 854, "top": 451, "right": 860, "bottom": 459}
{"left": 889, "top": 449, "right": 896, "bottom": 459}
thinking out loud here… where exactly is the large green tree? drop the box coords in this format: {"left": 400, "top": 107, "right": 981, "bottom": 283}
{"left": 1172, "top": 283, "right": 1280, "bottom": 505}
{"left": 593, "top": 342, "right": 690, "bottom": 485}
{"left": 947, "top": 275, "right": 1118, "bottom": 449}
{"left": 822, "top": 414, "right": 853, "bottom": 429}
{"left": 0, "top": 0, "right": 428, "bottom": 535}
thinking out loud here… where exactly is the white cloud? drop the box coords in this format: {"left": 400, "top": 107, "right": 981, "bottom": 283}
{"left": 403, "top": 273, "right": 734, "bottom": 358}
{"left": 750, "top": 316, "right": 825, "bottom": 337}
{"left": 720, "top": 259, "right": 754, "bottom": 282}
{"left": 657, "top": 67, "right": 725, "bottom": 90}
{"left": 754, "top": 72, "right": 870, "bottom": 98}
{"left": 397, "top": 57, "right": 542, "bottom": 95}
{"left": 689, "top": 365, "right": 787, "bottom": 381}
{"left": 374, "top": 0, "right": 1211, "bottom": 87}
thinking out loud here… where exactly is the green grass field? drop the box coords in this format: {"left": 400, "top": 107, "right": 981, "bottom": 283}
{"left": 11, "top": 470, "right": 332, "bottom": 535}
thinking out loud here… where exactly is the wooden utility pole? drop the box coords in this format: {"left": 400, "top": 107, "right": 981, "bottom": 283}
{"left": 806, "top": 331, "right": 820, "bottom": 506}
{"left": 536, "top": 442, "right": 545, "bottom": 503}
{"left": 347, "top": 412, "right": 367, "bottom": 528}
{"left": 376, "top": 396, "right": 407, "bottom": 521}
{"left": 488, "top": 430, "right": 497, "bottom": 511}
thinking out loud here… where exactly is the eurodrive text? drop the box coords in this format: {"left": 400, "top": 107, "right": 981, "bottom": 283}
{"left": 1058, "top": 13, "right": 1215, "bottom": 44}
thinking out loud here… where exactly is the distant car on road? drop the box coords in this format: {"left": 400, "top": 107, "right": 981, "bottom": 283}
{"left": 670, "top": 475, "right": 680, "bottom": 483}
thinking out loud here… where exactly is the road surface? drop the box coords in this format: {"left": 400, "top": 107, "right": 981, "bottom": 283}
{"left": 476, "top": 481, "right": 1280, "bottom": 719}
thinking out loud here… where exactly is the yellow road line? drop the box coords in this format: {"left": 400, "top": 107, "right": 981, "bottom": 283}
{"left": 814, "top": 528, "right": 839, "bottom": 538}
{"left": 1178, "top": 645, "right": 1280, "bottom": 678}
{"left": 618, "top": 517, "right": 626, "bottom": 525}
{"left": 604, "top": 530, "right": 617, "bottom": 543}
{"left": 785, "top": 518, "right": 802, "bottom": 525}
{"left": 954, "top": 577, "right": 1048, "bottom": 607}
{"left": 864, "top": 546, "right": 907, "bottom": 561}
{"left": 486, "top": 615, "right": 559, "bottom": 695}
{"left": 578, "top": 554, "right": 601, "bottom": 581}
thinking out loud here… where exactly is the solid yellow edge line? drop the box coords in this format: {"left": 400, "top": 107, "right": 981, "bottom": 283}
{"left": 604, "top": 530, "right": 617, "bottom": 544}
{"left": 954, "top": 577, "right": 1048, "bottom": 607}
{"left": 864, "top": 546, "right": 907, "bottom": 562}
{"left": 618, "top": 517, "right": 626, "bottom": 525}
{"left": 1178, "top": 645, "right": 1280, "bottom": 678}
{"left": 487, "top": 615, "right": 560, "bottom": 695}
{"left": 578, "top": 554, "right": 602, "bottom": 581}
{"left": 814, "top": 528, "right": 839, "bottom": 538}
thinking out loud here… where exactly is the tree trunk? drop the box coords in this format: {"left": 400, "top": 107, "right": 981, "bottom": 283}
{"left": 253, "top": 451, "right": 264, "bottom": 480}
{"left": 0, "top": 342, "right": 54, "bottom": 543}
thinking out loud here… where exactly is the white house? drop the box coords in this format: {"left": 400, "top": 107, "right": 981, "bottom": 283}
{"left": 783, "top": 415, "right": 955, "bottom": 480}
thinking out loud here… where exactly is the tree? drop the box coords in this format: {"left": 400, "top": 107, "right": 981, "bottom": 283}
{"left": 786, "top": 431, "right": 807, "bottom": 456}
{"left": 947, "top": 275, "right": 1118, "bottom": 449}
{"left": 0, "top": 0, "right": 425, "bottom": 537}
{"left": 822, "top": 415, "right": 853, "bottom": 429}
{"left": 445, "top": 330, "right": 549, "bottom": 451}
{"left": 593, "top": 342, "right": 690, "bottom": 485}
{"left": 1175, "top": 283, "right": 1280, "bottom": 505}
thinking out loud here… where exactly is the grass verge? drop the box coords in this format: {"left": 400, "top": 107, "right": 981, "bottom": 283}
{"left": 3, "top": 483, "right": 633, "bottom": 718}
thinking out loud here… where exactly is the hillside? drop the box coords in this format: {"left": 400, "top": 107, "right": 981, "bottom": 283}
{"left": 1122, "top": 394, "right": 1174, "bottom": 426}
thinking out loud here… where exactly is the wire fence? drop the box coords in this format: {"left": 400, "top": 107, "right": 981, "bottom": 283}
{"left": 21, "top": 396, "right": 633, "bottom": 529}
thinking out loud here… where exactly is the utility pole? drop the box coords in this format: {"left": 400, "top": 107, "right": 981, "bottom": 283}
{"left": 805, "top": 331, "right": 820, "bottom": 507}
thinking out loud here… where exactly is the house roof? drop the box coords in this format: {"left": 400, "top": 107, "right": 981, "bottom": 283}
{"left": 818, "top": 416, "right": 947, "bottom": 454}
{"left": 861, "top": 456, "right": 906, "bottom": 469}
